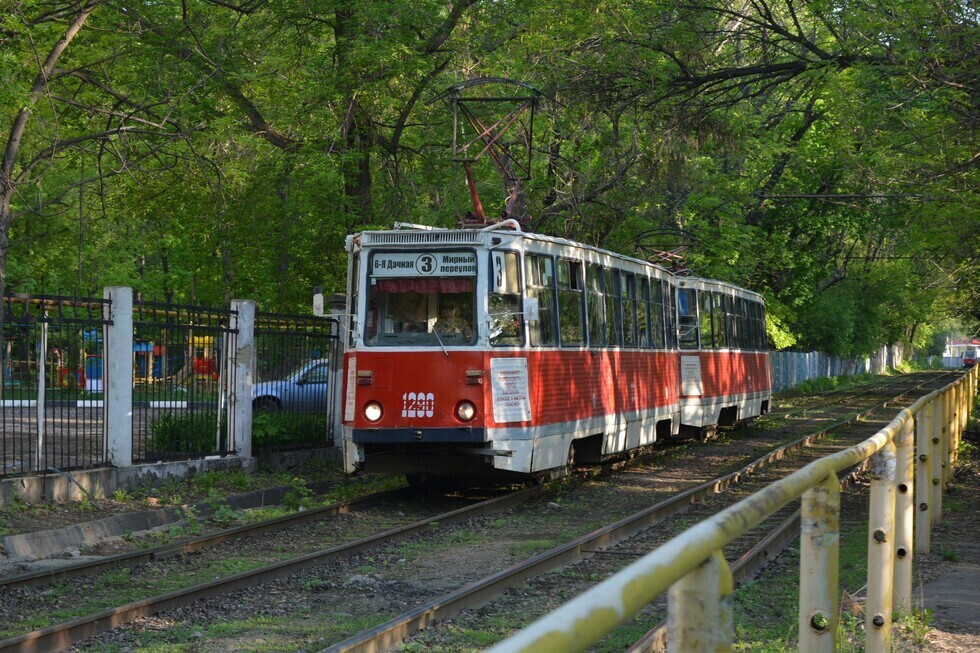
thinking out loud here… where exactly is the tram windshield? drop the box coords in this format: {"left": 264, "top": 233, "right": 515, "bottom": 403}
{"left": 363, "top": 251, "right": 477, "bottom": 346}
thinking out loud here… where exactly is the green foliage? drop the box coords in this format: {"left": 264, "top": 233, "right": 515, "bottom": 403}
{"left": 281, "top": 476, "right": 314, "bottom": 512}
{"left": 252, "top": 412, "right": 330, "bottom": 449}
{"left": 790, "top": 372, "right": 877, "bottom": 395}
{"left": 1, "top": 0, "right": 976, "bottom": 345}
{"left": 210, "top": 503, "right": 238, "bottom": 526}
{"left": 147, "top": 412, "right": 227, "bottom": 456}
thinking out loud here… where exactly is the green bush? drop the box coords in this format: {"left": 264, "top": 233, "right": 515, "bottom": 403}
{"left": 252, "top": 412, "right": 329, "bottom": 449}
{"left": 148, "top": 411, "right": 227, "bottom": 455}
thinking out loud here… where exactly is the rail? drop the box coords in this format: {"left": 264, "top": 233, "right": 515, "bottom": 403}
{"left": 0, "top": 486, "right": 545, "bottom": 652}
{"left": 488, "top": 365, "right": 978, "bottom": 653}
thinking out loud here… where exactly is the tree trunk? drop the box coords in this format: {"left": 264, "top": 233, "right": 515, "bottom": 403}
{"left": 0, "top": 1, "right": 100, "bottom": 390}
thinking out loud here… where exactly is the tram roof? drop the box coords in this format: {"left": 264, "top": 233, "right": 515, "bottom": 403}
{"left": 348, "top": 222, "right": 764, "bottom": 302}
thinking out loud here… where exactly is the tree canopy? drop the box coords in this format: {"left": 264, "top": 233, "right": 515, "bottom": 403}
{"left": 2, "top": 0, "right": 977, "bottom": 356}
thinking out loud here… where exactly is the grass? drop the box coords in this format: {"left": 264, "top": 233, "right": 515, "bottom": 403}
{"left": 71, "top": 613, "right": 391, "bottom": 652}
{"left": 508, "top": 538, "right": 559, "bottom": 557}
{"left": 779, "top": 372, "right": 879, "bottom": 397}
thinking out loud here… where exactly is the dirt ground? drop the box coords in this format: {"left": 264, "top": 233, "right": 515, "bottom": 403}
{"left": 913, "top": 434, "right": 980, "bottom": 652}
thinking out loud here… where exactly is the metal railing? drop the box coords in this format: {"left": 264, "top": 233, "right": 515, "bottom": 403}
{"left": 131, "top": 299, "right": 239, "bottom": 463}
{"left": 488, "top": 366, "right": 978, "bottom": 653}
{"left": 0, "top": 293, "right": 111, "bottom": 475}
{"left": 253, "top": 311, "right": 340, "bottom": 449}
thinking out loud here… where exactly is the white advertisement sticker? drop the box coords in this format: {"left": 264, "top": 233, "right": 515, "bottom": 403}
{"left": 680, "top": 355, "right": 703, "bottom": 396}
{"left": 491, "top": 357, "right": 532, "bottom": 423}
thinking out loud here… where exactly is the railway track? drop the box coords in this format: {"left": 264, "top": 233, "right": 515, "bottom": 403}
{"left": 0, "top": 486, "right": 544, "bottom": 652}
{"left": 0, "top": 370, "right": 959, "bottom": 652}
{"left": 327, "top": 371, "right": 956, "bottom": 653}
{"left": 0, "top": 488, "right": 409, "bottom": 590}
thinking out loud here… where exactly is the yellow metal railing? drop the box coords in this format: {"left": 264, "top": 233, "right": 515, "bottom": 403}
{"left": 487, "top": 366, "right": 978, "bottom": 653}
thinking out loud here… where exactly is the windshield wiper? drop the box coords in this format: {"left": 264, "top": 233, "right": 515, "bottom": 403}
{"left": 432, "top": 329, "right": 450, "bottom": 358}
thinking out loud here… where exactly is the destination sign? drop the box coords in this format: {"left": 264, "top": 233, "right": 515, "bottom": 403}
{"left": 371, "top": 252, "right": 477, "bottom": 277}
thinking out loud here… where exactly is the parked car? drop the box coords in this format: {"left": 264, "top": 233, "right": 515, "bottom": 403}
{"left": 252, "top": 359, "right": 330, "bottom": 412}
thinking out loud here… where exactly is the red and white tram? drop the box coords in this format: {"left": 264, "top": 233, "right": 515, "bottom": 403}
{"left": 340, "top": 221, "right": 771, "bottom": 483}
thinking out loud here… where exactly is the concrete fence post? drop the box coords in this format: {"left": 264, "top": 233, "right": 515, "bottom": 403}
{"left": 104, "top": 286, "right": 133, "bottom": 467}
{"left": 230, "top": 300, "right": 256, "bottom": 460}
{"left": 866, "top": 437, "right": 897, "bottom": 653}
{"left": 799, "top": 472, "right": 840, "bottom": 653}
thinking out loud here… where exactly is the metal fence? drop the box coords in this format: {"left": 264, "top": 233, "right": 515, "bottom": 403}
{"left": 769, "top": 345, "right": 905, "bottom": 392}
{"left": 0, "top": 293, "right": 111, "bottom": 476}
{"left": 253, "top": 311, "right": 340, "bottom": 450}
{"left": 131, "top": 299, "right": 238, "bottom": 463}
{"left": 0, "top": 291, "right": 341, "bottom": 478}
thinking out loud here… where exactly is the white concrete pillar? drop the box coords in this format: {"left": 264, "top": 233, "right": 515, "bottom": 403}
{"left": 230, "top": 299, "right": 256, "bottom": 460}
{"left": 104, "top": 286, "right": 133, "bottom": 467}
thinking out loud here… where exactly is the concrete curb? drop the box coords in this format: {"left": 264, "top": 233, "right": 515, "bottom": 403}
{"left": 1, "top": 479, "right": 336, "bottom": 562}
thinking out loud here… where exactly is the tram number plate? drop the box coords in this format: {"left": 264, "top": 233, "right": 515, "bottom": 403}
{"left": 402, "top": 392, "right": 435, "bottom": 418}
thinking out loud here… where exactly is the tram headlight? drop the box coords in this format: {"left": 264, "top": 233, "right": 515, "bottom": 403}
{"left": 364, "top": 401, "right": 383, "bottom": 422}
{"left": 455, "top": 400, "right": 477, "bottom": 422}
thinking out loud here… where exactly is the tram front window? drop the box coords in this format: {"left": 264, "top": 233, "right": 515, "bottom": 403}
{"left": 364, "top": 276, "right": 476, "bottom": 346}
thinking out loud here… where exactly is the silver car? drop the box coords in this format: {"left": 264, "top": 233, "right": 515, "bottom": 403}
{"left": 252, "top": 359, "right": 330, "bottom": 412}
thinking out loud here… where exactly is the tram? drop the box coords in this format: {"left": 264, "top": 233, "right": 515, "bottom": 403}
{"left": 964, "top": 347, "right": 978, "bottom": 368}
{"left": 340, "top": 220, "right": 771, "bottom": 483}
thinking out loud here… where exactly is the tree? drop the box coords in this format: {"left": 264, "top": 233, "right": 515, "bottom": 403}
{"left": 2, "top": 0, "right": 976, "bottom": 346}
{"left": 1, "top": 1, "right": 201, "bottom": 301}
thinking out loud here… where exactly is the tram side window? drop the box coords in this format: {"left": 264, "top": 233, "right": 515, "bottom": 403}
{"left": 713, "top": 292, "right": 729, "bottom": 349}
{"left": 754, "top": 301, "right": 767, "bottom": 350}
{"left": 699, "top": 290, "right": 714, "bottom": 349}
{"left": 637, "top": 277, "right": 651, "bottom": 348}
{"left": 725, "top": 295, "right": 737, "bottom": 349}
{"left": 587, "top": 265, "right": 606, "bottom": 347}
{"left": 620, "top": 272, "right": 637, "bottom": 347}
{"left": 759, "top": 304, "right": 769, "bottom": 350}
{"left": 557, "top": 259, "right": 585, "bottom": 346}
{"left": 605, "top": 269, "right": 622, "bottom": 347}
{"left": 489, "top": 251, "right": 524, "bottom": 346}
{"left": 735, "top": 297, "right": 748, "bottom": 349}
{"left": 651, "top": 279, "right": 666, "bottom": 348}
{"left": 677, "top": 287, "right": 699, "bottom": 349}
{"left": 664, "top": 281, "right": 677, "bottom": 348}
{"left": 526, "top": 254, "right": 558, "bottom": 347}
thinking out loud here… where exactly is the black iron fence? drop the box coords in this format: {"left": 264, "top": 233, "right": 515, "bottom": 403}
{"left": 253, "top": 311, "right": 340, "bottom": 450}
{"left": 1, "top": 293, "right": 111, "bottom": 476}
{"left": 1, "top": 291, "right": 342, "bottom": 479}
{"left": 132, "top": 299, "right": 238, "bottom": 464}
